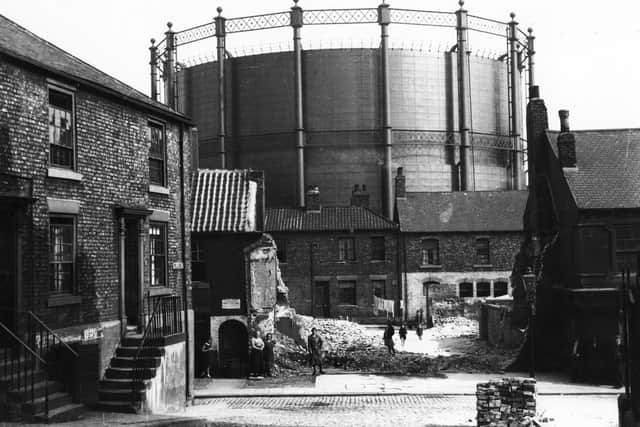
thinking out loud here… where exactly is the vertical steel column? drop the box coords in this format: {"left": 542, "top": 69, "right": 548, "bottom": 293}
{"left": 149, "top": 38, "right": 159, "bottom": 101}
{"left": 509, "top": 13, "right": 523, "bottom": 190}
{"left": 215, "top": 8, "right": 227, "bottom": 169}
{"left": 527, "top": 28, "right": 536, "bottom": 98}
{"left": 378, "top": 2, "right": 393, "bottom": 219}
{"left": 164, "top": 23, "right": 177, "bottom": 109}
{"left": 291, "top": 1, "right": 305, "bottom": 208}
{"left": 456, "top": 1, "right": 474, "bottom": 191}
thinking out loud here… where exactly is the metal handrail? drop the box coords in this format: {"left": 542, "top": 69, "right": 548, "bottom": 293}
{"left": 27, "top": 311, "right": 79, "bottom": 357}
{"left": 130, "top": 296, "right": 164, "bottom": 406}
{"left": 0, "top": 323, "right": 45, "bottom": 364}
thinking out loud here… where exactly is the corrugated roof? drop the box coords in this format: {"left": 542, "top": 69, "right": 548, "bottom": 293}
{"left": 265, "top": 206, "right": 397, "bottom": 232}
{"left": 547, "top": 129, "right": 640, "bottom": 209}
{"left": 396, "top": 191, "right": 527, "bottom": 233}
{"left": 191, "top": 169, "right": 257, "bottom": 233}
{"left": 0, "top": 14, "right": 188, "bottom": 122}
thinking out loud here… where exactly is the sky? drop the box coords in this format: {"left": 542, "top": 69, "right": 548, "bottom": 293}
{"left": 2, "top": 0, "right": 640, "bottom": 130}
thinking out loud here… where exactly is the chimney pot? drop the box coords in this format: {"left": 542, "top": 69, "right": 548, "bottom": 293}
{"left": 350, "top": 184, "right": 370, "bottom": 208}
{"left": 559, "top": 109, "right": 570, "bottom": 133}
{"left": 395, "top": 167, "right": 406, "bottom": 199}
{"left": 305, "top": 186, "right": 321, "bottom": 212}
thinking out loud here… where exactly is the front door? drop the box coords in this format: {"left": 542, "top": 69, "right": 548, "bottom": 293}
{"left": 124, "top": 219, "right": 140, "bottom": 328}
{"left": 313, "top": 281, "right": 330, "bottom": 318}
{"left": 0, "top": 211, "right": 16, "bottom": 339}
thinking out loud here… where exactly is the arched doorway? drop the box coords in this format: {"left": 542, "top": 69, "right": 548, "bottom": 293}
{"left": 218, "top": 320, "right": 249, "bottom": 378}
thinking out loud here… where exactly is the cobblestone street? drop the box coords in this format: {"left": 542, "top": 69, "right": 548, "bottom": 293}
{"left": 188, "top": 394, "right": 618, "bottom": 427}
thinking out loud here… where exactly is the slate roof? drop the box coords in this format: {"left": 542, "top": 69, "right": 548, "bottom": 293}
{"left": 547, "top": 129, "right": 640, "bottom": 209}
{"left": 265, "top": 206, "right": 397, "bottom": 232}
{"left": 191, "top": 169, "right": 258, "bottom": 233}
{"left": 396, "top": 191, "right": 527, "bottom": 233}
{"left": 0, "top": 14, "right": 188, "bottom": 122}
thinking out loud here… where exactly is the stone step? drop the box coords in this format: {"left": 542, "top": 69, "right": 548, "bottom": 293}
{"left": 99, "top": 378, "right": 149, "bottom": 391}
{"left": 98, "top": 387, "right": 146, "bottom": 402}
{"left": 104, "top": 366, "right": 156, "bottom": 380}
{"left": 32, "top": 402, "right": 85, "bottom": 423}
{"left": 22, "top": 391, "right": 72, "bottom": 415}
{"left": 111, "top": 356, "right": 161, "bottom": 369}
{"left": 7, "top": 380, "right": 63, "bottom": 401}
{"left": 116, "top": 346, "right": 165, "bottom": 358}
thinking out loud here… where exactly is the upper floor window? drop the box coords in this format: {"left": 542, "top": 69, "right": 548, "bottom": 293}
{"left": 421, "top": 239, "right": 440, "bottom": 266}
{"left": 148, "top": 121, "right": 166, "bottom": 186}
{"left": 494, "top": 281, "right": 509, "bottom": 297}
{"left": 459, "top": 282, "right": 473, "bottom": 298}
{"left": 48, "top": 88, "right": 75, "bottom": 169}
{"left": 191, "top": 239, "right": 206, "bottom": 282}
{"left": 338, "top": 237, "right": 356, "bottom": 262}
{"left": 475, "top": 238, "right": 490, "bottom": 265}
{"left": 149, "top": 222, "right": 167, "bottom": 287}
{"left": 276, "top": 239, "right": 288, "bottom": 263}
{"left": 49, "top": 216, "right": 75, "bottom": 293}
{"left": 371, "top": 237, "right": 385, "bottom": 261}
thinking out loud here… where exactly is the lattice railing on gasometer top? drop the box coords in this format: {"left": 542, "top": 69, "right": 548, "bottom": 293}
{"left": 467, "top": 15, "right": 508, "bottom": 37}
{"left": 176, "top": 22, "right": 215, "bottom": 46}
{"left": 303, "top": 8, "right": 378, "bottom": 25}
{"left": 390, "top": 9, "right": 456, "bottom": 27}
{"left": 226, "top": 12, "right": 290, "bottom": 33}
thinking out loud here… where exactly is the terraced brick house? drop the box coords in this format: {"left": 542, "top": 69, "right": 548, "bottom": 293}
{"left": 0, "top": 15, "right": 194, "bottom": 420}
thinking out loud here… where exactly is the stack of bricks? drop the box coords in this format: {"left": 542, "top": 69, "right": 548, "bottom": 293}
{"left": 476, "top": 377, "right": 536, "bottom": 426}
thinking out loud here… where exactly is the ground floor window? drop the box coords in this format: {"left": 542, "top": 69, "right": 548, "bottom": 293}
{"left": 149, "top": 222, "right": 167, "bottom": 287}
{"left": 338, "top": 280, "right": 356, "bottom": 305}
{"left": 494, "top": 281, "right": 509, "bottom": 297}
{"left": 476, "top": 281, "right": 491, "bottom": 297}
{"left": 458, "top": 282, "right": 473, "bottom": 298}
{"left": 372, "top": 279, "right": 385, "bottom": 298}
{"left": 49, "top": 216, "right": 75, "bottom": 293}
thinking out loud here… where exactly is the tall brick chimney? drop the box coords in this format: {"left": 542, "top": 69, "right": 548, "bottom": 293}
{"left": 395, "top": 167, "right": 406, "bottom": 199}
{"left": 350, "top": 184, "right": 370, "bottom": 208}
{"left": 557, "top": 110, "right": 577, "bottom": 168}
{"left": 305, "top": 186, "right": 321, "bottom": 212}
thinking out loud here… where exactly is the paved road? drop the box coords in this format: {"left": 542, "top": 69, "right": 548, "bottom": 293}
{"left": 189, "top": 394, "right": 619, "bottom": 427}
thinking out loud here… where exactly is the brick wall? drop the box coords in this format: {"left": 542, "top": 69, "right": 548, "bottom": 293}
{"left": 272, "top": 231, "right": 399, "bottom": 320}
{"left": 0, "top": 57, "right": 192, "bottom": 330}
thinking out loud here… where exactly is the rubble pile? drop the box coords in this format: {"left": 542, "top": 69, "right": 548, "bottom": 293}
{"left": 476, "top": 378, "right": 537, "bottom": 426}
{"left": 272, "top": 316, "right": 515, "bottom": 376}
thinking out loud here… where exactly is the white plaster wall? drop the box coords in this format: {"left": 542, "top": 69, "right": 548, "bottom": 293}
{"left": 145, "top": 340, "right": 186, "bottom": 414}
{"left": 405, "top": 271, "right": 512, "bottom": 317}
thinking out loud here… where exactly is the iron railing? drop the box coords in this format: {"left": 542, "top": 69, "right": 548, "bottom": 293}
{"left": 0, "top": 322, "right": 45, "bottom": 418}
{"left": 131, "top": 295, "right": 183, "bottom": 405}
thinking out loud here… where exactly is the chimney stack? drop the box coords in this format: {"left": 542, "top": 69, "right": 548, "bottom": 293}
{"left": 305, "top": 186, "right": 321, "bottom": 212}
{"left": 395, "top": 167, "right": 406, "bottom": 199}
{"left": 351, "top": 184, "right": 370, "bottom": 208}
{"left": 557, "top": 110, "right": 576, "bottom": 168}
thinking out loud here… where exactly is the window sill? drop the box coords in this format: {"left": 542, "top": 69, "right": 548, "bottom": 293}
{"left": 370, "top": 260, "right": 385, "bottom": 263}
{"left": 48, "top": 293, "right": 82, "bottom": 307}
{"left": 336, "top": 260, "right": 358, "bottom": 264}
{"left": 473, "top": 264, "right": 494, "bottom": 268}
{"left": 337, "top": 304, "right": 358, "bottom": 307}
{"left": 420, "top": 264, "right": 442, "bottom": 269}
{"left": 149, "top": 184, "right": 170, "bottom": 195}
{"left": 48, "top": 167, "right": 83, "bottom": 182}
{"left": 192, "top": 281, "right": 210, "bottom": 289}
{"left": 149, "top": 286, "right": 175, "bottom": 297}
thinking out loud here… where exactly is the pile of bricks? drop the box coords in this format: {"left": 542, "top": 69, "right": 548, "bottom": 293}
{"left": 476, "top": 377, "right": 536, "bottom": 426}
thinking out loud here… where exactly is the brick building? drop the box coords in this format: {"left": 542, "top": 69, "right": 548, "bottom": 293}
{"left": 191, "top": 169, "right": 279, "bottom": 378}
{"left": 265, "top": 187, "right": 399, "bottom": 321}
{"left": 0, "top": 15, "right": 194, "bottom": 417}
{"left": 395, "top": 174, "right": 526, "bottom": 322}
{"left": 523, "top": 89, "right": 640, "bottom": 382}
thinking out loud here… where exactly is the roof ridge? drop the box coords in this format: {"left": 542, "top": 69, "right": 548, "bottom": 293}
{"left": 0, "top": 14, "right": 182, "bottom": 118}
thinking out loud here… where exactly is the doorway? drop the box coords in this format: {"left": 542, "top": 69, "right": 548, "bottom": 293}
{"left": 313, "top": 281, "right": 330, "bottom": 318}
{"left": 218, "top": 320, "right": 248, "bottom": 378}
{"left": 0, "top": 211, "right": 16, "bottom": 335}
{"left": 124, "top": 219, "right": 140, "bottom": 329}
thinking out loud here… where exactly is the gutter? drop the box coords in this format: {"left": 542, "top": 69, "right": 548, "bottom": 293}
{"left": 179, "top": 123, "right": 192, "bottom": 402}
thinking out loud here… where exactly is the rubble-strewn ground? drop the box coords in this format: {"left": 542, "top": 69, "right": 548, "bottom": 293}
{"left": 272, "top": 316, "right": 519, "bottom": 377}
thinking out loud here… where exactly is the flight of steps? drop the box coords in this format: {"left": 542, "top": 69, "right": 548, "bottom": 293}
{"left": 97, "top": 335, "right": 164, "bottom": 414}
{"left": 0, "top": 347, "right": 84, "bottom": 422}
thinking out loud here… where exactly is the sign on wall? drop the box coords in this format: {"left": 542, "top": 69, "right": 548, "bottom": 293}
{"left": 221, "top": 299, "right": 241, "bottom": 310}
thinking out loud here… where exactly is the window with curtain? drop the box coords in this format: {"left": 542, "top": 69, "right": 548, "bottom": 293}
{"left": 149, "top": 222, "right": 167, "bottom": 287}
{"left": 49, "top": 217, "right": 75, "bottom": 293}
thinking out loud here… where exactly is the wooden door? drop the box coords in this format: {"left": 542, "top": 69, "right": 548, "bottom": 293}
{"left": 124, "top": 219, "right": 140, "bottom": 327}
{"left": 313, "top": 281, "right": 330, "bottom": 318}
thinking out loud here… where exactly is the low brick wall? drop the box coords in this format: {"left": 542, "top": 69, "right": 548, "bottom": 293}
{"left": 476, "top": 378, "right": 536, "bottom": 426}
